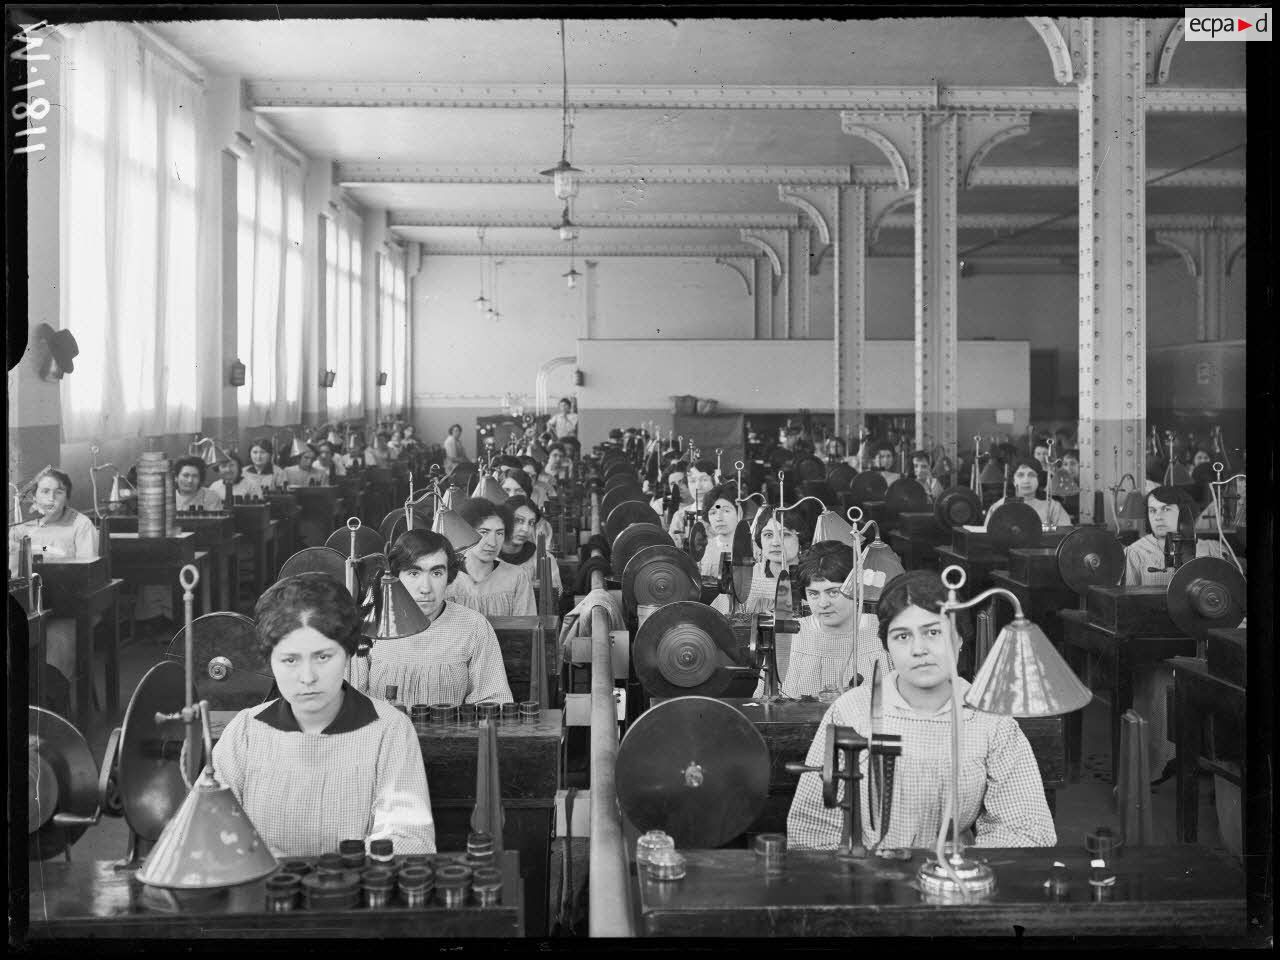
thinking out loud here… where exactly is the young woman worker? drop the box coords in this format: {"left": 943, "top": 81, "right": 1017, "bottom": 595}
{"left": 983, "top": 458, "right": 1072, "bottom": 528}
{"left": 211, "top": 573, "right": 436, "bottom": 857}
{"left": 697, "top": 483, "right": 740, "bottom": 577}
{"left": 710, "top": 504, "right": 808, "bottom": 617}
{"left": 359, "top": 529, "right": 513, "bottom": 708}
{"left": 445, "top": 497, "right": 537, "bottom": 618}
{"left": 788, "top": 570, "right": 1055, "bottom": 850}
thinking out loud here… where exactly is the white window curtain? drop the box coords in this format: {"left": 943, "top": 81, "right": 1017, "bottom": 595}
{"left": 324, "top": 205, "right": 364, "bottom": 422}
{"left": 378, "top": 246, "right": 408, "bottom": 414}
{"left": 61, "top": 23, "right": 203, "bottom": 441}
{"left": 237, "top": 144, "right": 305, "bottom": 427}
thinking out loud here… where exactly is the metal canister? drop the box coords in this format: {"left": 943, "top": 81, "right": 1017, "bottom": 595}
{"left": 518, "top": 701, "right": 540, "bottom": 724}
{"left": 316, "top": 852, "right": 345, "bottom": 876}
{"left": 466, "top": 832, "right": 496, "bottom": 868}
{"left": 362, "top": 867, "right": 395, "bottom": 909}
{"left": 302, "top": 869, "right": 361, "bottom": 910}
{"left": 471, "top": 866, "right": 503, "bottom": 907}
{"left": 430, "top": 703, "right": 458, "bottom": 725}
{"left": 411, "top": 704, "right": 431, "bottom": 733}
{"left": 476, "top": 702, "right": 500, "bottom": 725}
{"left": 338, "top": 839, "right": 367, "bottom": 870}
{"left": 435, "top": 863, "right": 472, "bottom": 909}
{"left": 500, "top": 702, "right": 518, "bottom": 725}
{"left": 136, "top": 452, "right": 170, "bottom": 539}
{"left": 280, "top": 858, "right": 313, "bottom": 878}
{"left": 635, "top": 830, "right": 675, "bottom": 870}
{"left": 753, "top": 832, "right": 787, "bottom": 875}
{"left": 264, "top": 872, "right": 301, "bottom": 912}
{"left": 397, "top": 864, "right": 434, "bottom": 908}
{"left": 458, "top": 702, "right": 477, "bottom": 727}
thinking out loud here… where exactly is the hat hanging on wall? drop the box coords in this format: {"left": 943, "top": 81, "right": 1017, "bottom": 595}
{"left": 32, "top": 323, "right": 80, "bottom": 381}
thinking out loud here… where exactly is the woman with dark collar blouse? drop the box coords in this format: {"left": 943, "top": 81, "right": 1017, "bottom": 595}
{"left": 211, "top": 573, "right": 436, "bottom": 857}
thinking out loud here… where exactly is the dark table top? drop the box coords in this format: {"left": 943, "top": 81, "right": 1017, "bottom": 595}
{"left": 25, "top": 852, "right": 523, "bottom": 939}
{"left": 637, "top": 844, "right": 1245, "bottom": 939}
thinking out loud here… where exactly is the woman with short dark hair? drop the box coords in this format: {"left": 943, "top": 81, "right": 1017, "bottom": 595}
{"left": 358, "top": 530, "right": 513, "bottom": 708}
{"left": 499, "top": 494, "right": 562, "bottom": 598}
{"left": 445, "top": 497, "right": 536, "bottom": 617}
{"left": 245, "top": 437, "right": 287, "bottom": 491}
{"left": 284, "top": 444, "right": 328, "bottom": 487}
{"left": 211, "top": 451, "right": 264, "bottom": 505}
{"left": 710, "top": 504, "right": 808, "bottom": 617}
{"left": 211, "top": 573, "right": 436, "bottom": 857}
{"left": 788, "top": 569, "right": 1054, "bottom": 851}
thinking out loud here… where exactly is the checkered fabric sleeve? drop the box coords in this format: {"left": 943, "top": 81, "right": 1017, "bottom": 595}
{"left": 787, "top": 681, "right": 1056, "bottom": 851}
{"left": 366, "top": 602, "right": 514, "bottom": 707}
{"left": 711, "top": 564, "right": 776, "bottom": 617}
{"left": 446, "top": 561, "right": 537, "bottom": 618}
{"left": 754, "top": 613, "right": 886, "bottom": 699}
{"left": 212, "top": 699, "right": 436, "bottom": 857}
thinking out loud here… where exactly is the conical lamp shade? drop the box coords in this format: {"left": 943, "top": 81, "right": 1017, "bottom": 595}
{"left": 965, "top": 617, "right": 1093, "bottom": 717}
{"left": 1117, "top": 490, "right": 1147, "bottom": 520}
{"left": 362, "top": 574, "right": 431, "bottom": 640}
{"left": 136, "top": 767, "right": 277, "bottom": 889}
{"left": 813, "top": 509, "right": 853, "bottom": 544}
{"left": 470, "top": 719, "right": 505, "bottom": 848}
{"left": 433, "top": 507, "right": 481, "bottom": 553}
{"left": 477, "top": 475, "right": 508, "bottom": 505}
{"left": 442, "top": 485, "right": 464, "bottom": 511}
{"left": 202, "top": 443, "right": 227, "bottom": 467}
{"left": 978, "top": 460, "right": 1005, "bottom": 486}
{"left": 860, "top": 537, "right": 905, "bottom": 604}
{"left": 290, "top": 434, "right": 305, "bottom": 457}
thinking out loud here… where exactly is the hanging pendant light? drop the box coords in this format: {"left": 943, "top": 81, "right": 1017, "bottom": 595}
{"left": 539, "top": 19, "right": 583, "bottom": 201}
{"left": 557, "top": 204, "right": 579, "bottom": 243}
{"left": 473, "top": 228, "right": 490, "bottom": 314}
{"left": 563, "top": 240, "right": 582, "bottom": 289}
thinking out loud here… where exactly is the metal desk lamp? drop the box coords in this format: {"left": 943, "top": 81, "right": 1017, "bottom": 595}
{"left": 915, "top": 564, "right": 1092, "bottom": 903}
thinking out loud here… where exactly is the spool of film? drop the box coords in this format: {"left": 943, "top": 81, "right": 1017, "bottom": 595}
{"left": 136, "top": 452, "right": 169, "bottom": 538}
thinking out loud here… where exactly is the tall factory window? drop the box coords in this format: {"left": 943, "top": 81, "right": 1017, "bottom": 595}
{"left": 61, "top": 23, "right": 203, "bottom": 440}
{"left": 378, "top": 246, "right": 409, "bottom": 415}
{"left": 236, "top": 144, "right": 304, "bottom": 427}
{"left": 324, "top": 206, "right": 364, "bottom": 421}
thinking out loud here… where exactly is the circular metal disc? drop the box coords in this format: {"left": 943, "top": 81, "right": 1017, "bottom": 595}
{"left": 825, "top": 463, "right": 857, "bottom": 492}
{"left": 688, "top": 519, "right": 709, "bottom": 563}
{"left": 604, "top": 471, "right": 642, "bottom": 492}
{"left": 986, "top": 501, "right": 1044, "bottom": 550}
{"left": 794, "top": 455, "right": 826, "bottom": 483}
{"left": 28, "top": 706, "right": 99, "bottom": 860}
{"left": 605, "top": 500, "right": 663, "bottom": 546}
{"left": 324, "top": 524, "right": 386, "bottom": 558}
{"left": 1056, "top": 527, "right": 1125, "bottom": 595}
{"left": 611, "top": 523, "right": 674, "bottom": 579}
{"left": 276, "top": 546, "right": 348, "bottom": 583}
{"left": 849, "top": 470, "right": 889, "bottom": 504}
{"left": 635, "top": 602, "right": 746, "bottom": 698}
{"left": 604, "top": 461, "right": 636, "bottom": 480}
{"left": 615, "top": 696, "right": 770, "bottom": 848}
{"left": 885, "top": 478, "right": 929, "bottom": 520}
{"left": 163, "top": 612, "right": 274, "bottom": 710}
{"left": 934, "top": 486, "right": 982, "bottom": 528}
{"left": 601, "top": 486, "right": 649, "bottom": 523}
{"left": 117, "top": 660, "right": 189, "bottom": 842}
{"left": 622, "top": 544, "right": 702, "bottom": 612}
{"left": 1167, "top": 557, "right": 1246, "bottom": 643}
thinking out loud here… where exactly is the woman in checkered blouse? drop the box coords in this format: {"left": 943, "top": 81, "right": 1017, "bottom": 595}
{"left": 445, "top": 497, "right": 537, "bottom": 618}
{"left": 787, "top": 570, "right": 1055, "bottom": 851}
{"left": 211, "top": 574, "right": 436, "bottom": 857}
{"left": 711, "top": 505, "right": 807, "bottom": 617}
{"left": 359, "top": 529, "right": 513, "bottom": 707}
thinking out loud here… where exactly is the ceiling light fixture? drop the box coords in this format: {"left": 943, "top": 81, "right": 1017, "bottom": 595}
{"left": 539, "top": 18, "right": 583, "bottom": 201}
{"left": 563, "top": 241, "right": 582, "bottom": 290}
{"left": 473, "top": 227, "right": 490, "bottom": 314}
{"left": 557, "top": 204, "right": 579, "bottom": 243}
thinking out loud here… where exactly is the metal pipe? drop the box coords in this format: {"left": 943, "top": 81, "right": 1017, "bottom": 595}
{"left": 588, "top": 544, "right": 632, "bottom": 936}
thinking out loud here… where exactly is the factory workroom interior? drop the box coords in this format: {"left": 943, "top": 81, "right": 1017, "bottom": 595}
{"left": 9, "top": 9, "right": 1273, "bottom": 948}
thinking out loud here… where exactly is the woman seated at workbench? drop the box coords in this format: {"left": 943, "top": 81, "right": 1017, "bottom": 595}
{"left": 649, "top": 458, "right": 691, "bottom": 517}
{"left": 500, "top": 495, "right": 562, "bottom": 598}
{"left": 983, "top": 458, "right": 1072, "bottom": 528}
{"left": 173, "top": 456, "right": 223, "bottom": 511}
{"left": 360, "top": 529, "right": 513, "bottom": 707}
{"left": 697, "top": 483, "right": 741, "bottom": 577}
{"left": 445, "top": 497, "right": 537, "bottom": 618}
{"left": 787, "top": 570, "right": 1056, "bottom": 850}
{"left": 710, "top": 504, "right": 807, "bottom": 617}
{"left": 1123, "top": 485, "right": 1228, "bottom": 790}
{"left": 755, "top": 540, "right": 885, "bottom": 700}
{"left": 283, "top": 444, "right": 329, "bottom": 487}
{"left": 909, "top": 450, "right": 945, "bottom": 502}
{"left": 244, "top": 438, "right": 288, "bottom": 491}
{"left": 11, "top": 468, "right": 100, "bottom": 710}
{"left": 212, "top": 573, "right": 436, "bottom": 857}
{"left": 210, "top": 451, "right": 264, "bottom": 504}
{"left": 667, "top": 458, "right": 717, "bottom": 540}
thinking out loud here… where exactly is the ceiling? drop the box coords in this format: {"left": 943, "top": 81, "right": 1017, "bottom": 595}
{"left": 146, "top": 16, "right": 1247, "bottom": 259}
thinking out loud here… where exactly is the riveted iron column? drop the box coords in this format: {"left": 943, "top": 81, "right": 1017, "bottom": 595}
{"left": 913, "top": 112, "right": 960, "bottom": 471}
{"left": 1077, "top": 17, "right": 1146, "bottom": 524}
{"left": 754, "top": 256, "right": 773, "bottom": 339}
{"left": 741, "top": 228, "right": 789, "bottom": 339}
{"left": 789, "top": 224, "right": 810, "bottom": 340}
{"left": 836, "top": 185, "right": 867, "bottom": 440}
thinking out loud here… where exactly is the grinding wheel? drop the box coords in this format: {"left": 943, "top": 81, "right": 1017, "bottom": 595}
{"left": 634, "top": 602, "right": 744, "bottom": 698}
{"left": 28, "top": 706, "right": 100, "bottom": 860}
{"left": 1056, "top": 527, "right": 1125, "bottom": 596}
{"left": 604, "top": 471, "right": 642, "bottom": 492}
{"left": 163, "top": 612, "right": 274, "bottom": 710}
{"left": 884, "top": 478, "right": 929, "bottom": 522}
{"left": 934, "top": 487, "right": 983, "bottom": 529}
{"left": 615, "top": 696, "right": 770, "bottom": 849}
{"left": 324, "top": 524, "right": 386, "bottom": 558}
{"left": 601, "top": 486, "right": 649, "bottom": 524}
{"left": 117, "top": 660, "right": 190, "bottom": 842}
{"left": 986, "top": 500, "right": 1044, "bottom": 550}
{"left": 604, "top": 461, "right": 636, "bottom": 481}
{"left": 276, "top": 546, "right": 347, "bottom": 584}
{"left": 611, "top": 523, "right": 675, "bottom": 580}
{"left": 688, "top": 518, "right": 709, "bottom": 563}
{"left": 825, "top": 463, "right": 857, "bottom": 492}
{"left": 848, "top": 470, "right": 888, "bottom": 505}
{"left": 605, "top": 500, "right": 663, "bottom": 546}
{"left": 622, "top": 544, "right": 702, "bottom": 612}
{"left": 794, "top": 455, "right": 826, "bottom": 483}
{"left": 379, "top": 506, "right": 433, "bottom": 545}
{"left": 1167, "top": 557, "right": 1246, "bottom": 644}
